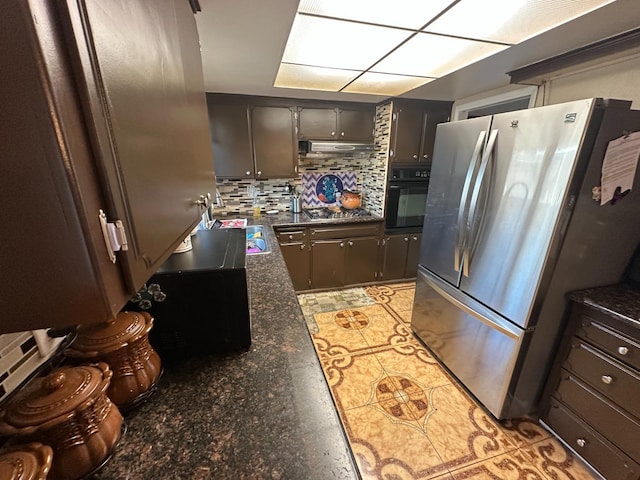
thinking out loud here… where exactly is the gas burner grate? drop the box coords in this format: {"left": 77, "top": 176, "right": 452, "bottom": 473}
{"left": 303, "top": 207, "right": 372, "bottom": 220}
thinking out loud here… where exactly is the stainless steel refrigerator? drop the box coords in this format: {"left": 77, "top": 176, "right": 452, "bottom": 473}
{"left": 411, "top": 98, "right": 640, "bottom": 419}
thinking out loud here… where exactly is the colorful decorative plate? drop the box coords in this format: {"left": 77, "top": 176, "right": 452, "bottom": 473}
{"left": 315, "top": 174, "right": 343, "bottom": 204}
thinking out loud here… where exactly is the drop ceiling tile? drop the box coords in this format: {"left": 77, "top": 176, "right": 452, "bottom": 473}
{"left": 371, "top": 32, "right": 508, "bottom": 78}
{"left": 298, "top": 0, "right": 457, "bottom": 30}
{"left": 281, "top": 14, "right": 412, "bottom": 71}
{"left": 423, "top": 0, "right": 616, "bottom": 44}
{"left": 342, "top": 72, "right": 433, "bottom": 96}
{"left": 274, "top": 63, "right": 361, "bottom": 91}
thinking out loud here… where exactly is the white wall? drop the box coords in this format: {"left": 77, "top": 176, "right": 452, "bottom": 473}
{"left": 541, "top": 52, "right": 640, "bottom": 108}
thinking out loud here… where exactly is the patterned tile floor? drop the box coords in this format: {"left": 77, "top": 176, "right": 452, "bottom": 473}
{"left": 297, "top": 282, "right": 600, "bottom": 480}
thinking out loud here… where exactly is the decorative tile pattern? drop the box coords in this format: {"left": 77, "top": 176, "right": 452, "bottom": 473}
{"left": 301, "top": 171, "right": 357, "bottom": 207}
{"left": 299, "top": 283, "right": 600, "bottom": 480}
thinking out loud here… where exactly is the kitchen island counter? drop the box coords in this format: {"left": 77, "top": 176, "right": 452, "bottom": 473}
{"left": 94, "top": 213, "right": 359, "bottom": 479}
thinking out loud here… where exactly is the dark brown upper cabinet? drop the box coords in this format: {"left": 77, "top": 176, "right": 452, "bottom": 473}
{"left": 207, "top": 97, "right": 297, "bottom": 179}
{"left": 207, "top": 101, "right": 254, "bottom": 178}
{"left": 389, "top": 100, "right": 452, "bottom": 164}
{"left": 251, "top": 105, "right": 297, "bottom": 179}
{"left": 0, "top": 0, "right": 214, "bottom": 334}
{"left": 297, "top": 106, "right": 375, "bottom": 142}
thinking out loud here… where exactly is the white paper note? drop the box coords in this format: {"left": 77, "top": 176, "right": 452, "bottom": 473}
{"left": 601, "top": 131, "right": 640, "bottom": 205}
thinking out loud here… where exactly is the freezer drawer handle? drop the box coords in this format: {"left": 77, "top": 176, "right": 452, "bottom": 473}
{"left": 455, "top": 130, "right": 486, "bottom": 273}
{"left": 422, "top": 270, "right": 520, "bottom": 340}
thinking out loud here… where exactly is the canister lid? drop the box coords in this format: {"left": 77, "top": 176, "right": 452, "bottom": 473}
{"left": 68, "top": 311, "right": 150, "bottom": 356}
{"left": 0, "top": 443, "right": 53, "bottom": 480}
{"left": 1, "top": 364, "right": 108, "bottom": 428}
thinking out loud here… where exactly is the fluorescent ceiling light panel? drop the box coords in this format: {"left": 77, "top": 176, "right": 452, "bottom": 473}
{"left": 425, "top": 0, "right": 617, "bottom": 44}
{"left": 281, "top": 14, "right": 412, "bottom": 71}
{"left": 372, "top": 33, "right": 508, "bottom": 78}
{"left": 298, "top": 0, "right": 457, "bottom": 30}
{"left": 274, "top": 64, "right": 361, "bottom": 91}
{"left": 342, "top": 72, "right": 434, "bottom": 96}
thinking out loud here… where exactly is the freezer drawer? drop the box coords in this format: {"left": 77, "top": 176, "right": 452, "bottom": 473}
{"left": 411, "top": 267, "right": 528, "bottom": 419}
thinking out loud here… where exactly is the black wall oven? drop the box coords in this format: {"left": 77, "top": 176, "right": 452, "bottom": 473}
{"left": 385, "top": 166, "right": 430, "bottom": 233}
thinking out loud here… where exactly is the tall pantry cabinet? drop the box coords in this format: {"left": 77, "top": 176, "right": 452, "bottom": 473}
{"left": 0, "top": 0, "right": 215, "bottom": 334}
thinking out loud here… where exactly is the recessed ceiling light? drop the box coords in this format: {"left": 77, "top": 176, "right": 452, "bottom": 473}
{"left": 274, "top": 0, "right": 618, "bottom": 96}
{"left": 371, "top": 33, "right": 508, "bottom": 78}
{"left": 342, "top": 72, "right": 434, "bottom": 96}
{"left": 274, "top": 64, "right": 362, "bottom": 91}
{"left": 281, "top": 14, "right": 412, "bottom": 71}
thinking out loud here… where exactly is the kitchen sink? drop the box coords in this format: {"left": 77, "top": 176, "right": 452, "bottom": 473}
{"left": 246, "top": 225, "right": 270, "bottom": 255}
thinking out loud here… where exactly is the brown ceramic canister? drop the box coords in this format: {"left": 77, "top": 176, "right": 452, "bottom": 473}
{"left": 0, "top": 443, "right": 53, "bottom": 480}
{"left": 65, "top": 311, "right": 162, "bottom": 409}
{"left": 0, "top": 363, "right": 122, "bottom": 480}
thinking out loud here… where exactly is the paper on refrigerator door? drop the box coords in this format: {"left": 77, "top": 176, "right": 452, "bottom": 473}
{"left": 600, "top": 131, "right": 640, "bottom": 205}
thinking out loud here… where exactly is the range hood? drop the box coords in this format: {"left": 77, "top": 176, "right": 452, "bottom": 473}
{"left": 299, "top": 140, "right": 374, "bottom": 155}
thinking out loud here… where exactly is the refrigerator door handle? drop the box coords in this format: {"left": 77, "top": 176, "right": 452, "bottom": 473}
{"left": 455, "top": 130, "right": 486, "bottom": 273}
{"left": 463, "top": 129, "right": 498, "bottom": 277}
{"left": 422, "top": 269, "right": 520, "bottom": 340}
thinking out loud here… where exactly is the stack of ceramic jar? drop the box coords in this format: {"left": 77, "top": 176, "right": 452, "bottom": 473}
{"left": 0, "top": 311, "right": 162, "bottom": 480}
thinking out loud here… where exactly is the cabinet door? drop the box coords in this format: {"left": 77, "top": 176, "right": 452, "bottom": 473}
{"left": 405, "top": 234, "right": 422, "bottom": 278}
{"left": 338, "top": 108, "right": 374, "bottom": 141}
{"left": 345, "top": 237, "right": 379, "bottom": 285}
{"left": 64, "top": 0, "right": 215, "bottom": 290}
{"left": 420, "top": 110, "right": 450, "bottom": 163}
{"left": 251, "top": 106, "right": 297, "bottom": 178}
{"left": 280, "top": 242, "right": 311, "bottom": 291}
{"left": 207, "top": 101, "right": 253, "bottom": 178}
{"left": 382, "top": 235, "right": 409, "bottom": 281}
{"left": 298, "top": 107, "right": 338, "bottom": 139}
{"left": 391, "top": 104, "right": 424, "bottom": 163}
{"left": 311, "top": 240, "right": 346, "bottom": 289}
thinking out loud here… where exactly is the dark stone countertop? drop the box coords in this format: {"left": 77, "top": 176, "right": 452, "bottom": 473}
{"left": 94, "top": 213, "right": 360, "bottom": 479}
{"left": 568, "top": 283, "right": 640, "bottom": 329}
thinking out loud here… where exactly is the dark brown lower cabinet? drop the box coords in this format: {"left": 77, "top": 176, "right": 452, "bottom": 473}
{"left": 345, "top": 236, "right": 380, "bottom": 285}
{"left": 310, "top": 240, "right": 346, "bottom": 290}
{"left": 280, "top": 243, "right": 310, "bottom": 291}
{"left": 276, "top": 221, "right": 382, "bottom": 291}
{"left": 274, "top": 227, "right": 310, "bottom": 291}
{"left": 540, "top": 299, "right": 640, "bottom": 480}
{"left": 381, "top": 233, "right": 422, "bottom": 281}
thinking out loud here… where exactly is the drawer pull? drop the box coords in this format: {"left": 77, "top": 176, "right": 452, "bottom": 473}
{"left": 601, "top": 375, "right": 613, "bottom": 385}
{"left": 576, "top": 438, "right": 587, "bottom": 448}
{"left": 289, "top": 234, "right": 293, "bottom": 240}
{"left": 618, "top": 346, "right": 629, "bottom": 355}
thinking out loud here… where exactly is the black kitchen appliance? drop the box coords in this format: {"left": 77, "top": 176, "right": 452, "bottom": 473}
{"left": 126, "top": 228, "right": 250, "bottom": 361}
{"left": 385, "top": 165, "right": 430, "bottom": 233}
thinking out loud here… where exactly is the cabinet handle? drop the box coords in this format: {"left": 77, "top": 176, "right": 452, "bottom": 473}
{"left": 257, "top": 170, "right": 262, "bottom": 176}
{"left": 289, "top": 234, "right": 293, "bottom": 240}
{"left": 412, "top": 236, "right": 418, "bottom": 241}
{"left": 340, "top": 242, "right": 345, "bottom": 248}
{"left": 423, "top": 154, "right": 429, "bottom": 159}
{"left": 331, "top": 131, "right": 335, "bottom": 136}
{"left": 340, "top": 131, "right": 345, "bottom": 136}
{"left": 246, "top": 171, "right": 251, "bottom": 176}
{"left": 576, "top": 438, "right": 587, "bottom": 448}
{"left": 618, "top": 346, "right": 629, "bottom": 355}
{"left": 601, "top": 375, "right": 613, "bottom": 385}
{"left": 348, "top": 241, "right": 353, "bottom": 247}
{"left": 412, "top": 154, "right": 418, "bottom": 159}
{"left": 404, "top": 237, "right": 409, "bottom": 242}
{"left": 300, "top": 244, "right": 305, "bottom": 250}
